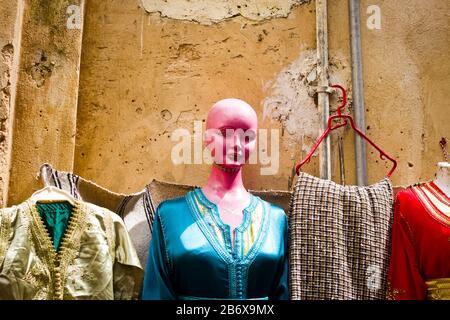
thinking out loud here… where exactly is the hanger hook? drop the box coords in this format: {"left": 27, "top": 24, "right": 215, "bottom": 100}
{"left": 330, "top": 84, "right": 347, "bottom": 116}
{"left": 37, "top": 163, "right": 52, "bottom": 187}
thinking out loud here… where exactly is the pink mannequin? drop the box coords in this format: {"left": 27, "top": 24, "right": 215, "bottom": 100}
{"left": 201, "top": 98, "right": 258, "bottom": 246}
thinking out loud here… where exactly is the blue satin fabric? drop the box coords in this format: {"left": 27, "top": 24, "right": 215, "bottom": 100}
{"left": 142, "top": 188, "right": 289, "bottom": 300}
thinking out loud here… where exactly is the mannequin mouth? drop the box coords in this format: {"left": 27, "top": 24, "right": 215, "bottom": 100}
{"left": 226, "top": 152, "right": 244, "bottom": 162}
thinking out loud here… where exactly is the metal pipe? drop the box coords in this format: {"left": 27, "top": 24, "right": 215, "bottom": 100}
{"left": 339, "top": 136, "right": 346, "bottom": 185}
{"left": 349, "top": 0, "right": 368, "bottom": 186}
{"left": 316, "top": 0, "right": 331, "bottom": 180}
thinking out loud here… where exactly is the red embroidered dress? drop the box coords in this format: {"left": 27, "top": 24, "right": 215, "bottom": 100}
{"left": 388, "top": 182, "right": 450, "bottom": 300}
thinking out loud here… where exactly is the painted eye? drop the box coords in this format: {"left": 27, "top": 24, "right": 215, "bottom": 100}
{"left": 245, "top": 130, "right": 256, "bottom": 143}
{"left": 219, "top": 128, "right": 232, "bottom": 137}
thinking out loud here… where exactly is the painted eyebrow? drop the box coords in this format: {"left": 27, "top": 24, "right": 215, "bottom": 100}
{"left": 217, "top": 126, "right": 254, "bottom": 130}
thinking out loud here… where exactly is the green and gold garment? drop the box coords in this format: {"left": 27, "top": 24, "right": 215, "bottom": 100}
{"left": 0, "top": 199, "right": 143, "bottom": 300}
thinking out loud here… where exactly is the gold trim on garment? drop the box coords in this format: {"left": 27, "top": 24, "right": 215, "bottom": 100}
{"left": 192, "top": 195, "right": 225, "bottom": 246}
{"left": 426, "top": 278, "right": 450, "bottom": 300}
{"left": 411, "top": 183, "right": 450, "bottom": 228}
{"left": 386, "top": 280, "right": 405, "bottom": 300}
{"left": 242, "top": 201, "right": 263, "bottom": 256}
{"left": 0, "top": 207, "right": 10, "bottom": 267}
{"left": 26, "top": 199, "right": 87, "bottom": 300}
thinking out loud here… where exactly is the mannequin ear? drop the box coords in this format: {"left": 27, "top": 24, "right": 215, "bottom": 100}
{"left": 203, "top": 131, "right": 212, "bottom": 145}
{"left": 203, "top": 130, "right": 213, "bottom": 155}
{"left": 204, "top": 128, "right": 220, "bottom": 145}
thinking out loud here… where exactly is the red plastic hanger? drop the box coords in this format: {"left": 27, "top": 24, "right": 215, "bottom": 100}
{"left": 295, "top": 84, "right": 397, "bottom": 178}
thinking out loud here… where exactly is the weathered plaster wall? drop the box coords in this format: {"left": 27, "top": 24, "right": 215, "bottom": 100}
{"left": 74, "top": 0, "right": 322, "bottom": 193}
{"left": 1, "top": 0, "right": 449, "bottom": 205}
{"left": 73, "top": 0, "right": 450, "bottom": 194}
{"left": 359, "top": 0, "right": 450, "bottom": 186}
{"left": 0, "top": 1, "right": 23, "bottom": 206}
{"left": 140, "top": 0, "right": 309, "bottom": 25}
{"left": 6, "top": 0, "right": 85, "bottom": 205}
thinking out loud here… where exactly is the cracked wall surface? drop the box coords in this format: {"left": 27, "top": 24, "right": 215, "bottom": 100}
{"left": 73, "top": 0, "right": 449, "bottom": 194}
{"left": 0, "top": 1, "right": 22, "bottom": 207}
{"left": 6, "top": 0, "right": 85, "bottom": 205}
{"left": 74, "top": 0, "right": 317, "bottom": 193}
{"left": 1, "top": 0, "right": 449, "bottom": 204}
{"left": 140, "top": 0, "right": 310, "bottom": 25}
{"left": 0, "top": 44, "right": 14, "bottom": 204}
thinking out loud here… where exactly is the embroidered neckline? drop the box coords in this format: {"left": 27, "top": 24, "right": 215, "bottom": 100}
{"left": 186, "top": 188, "right": 269, "bottom": 298}
{"left": 411, "top": 182, "right": 450, "bottom": 228}
{"left": 25, "top": 198, "right": 87, "bottom": 300}
{"left": 429, "top": 181, "right": 450, "bottom": 205}
{"left": 36, "top": 202, "right": 73, "bottom": 251}
{"left": 195, "top": 188, "right": 257, "bottom": 234}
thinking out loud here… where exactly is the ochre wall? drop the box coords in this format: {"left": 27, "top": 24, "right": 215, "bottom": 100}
{"left": 1, "top": 0, "right": 449, "bottom": 205}
{"left": 0, "top": 1, "right": 22, "bottom": 207}
{"left": 360, "top": 0, "right": 450, "bottom": 185}
{"left": 6, "top": 0, "right": 85, "bottom": 205}
{"left": 73, "top": 0, "right": 320, "bottom": 194}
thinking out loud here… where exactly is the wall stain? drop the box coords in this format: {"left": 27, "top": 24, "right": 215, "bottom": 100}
{"left": 27, "top": 49, "right": 55, "bottom": 88}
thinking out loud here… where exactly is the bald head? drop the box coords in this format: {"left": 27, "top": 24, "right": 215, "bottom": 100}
{"left": 206, "top": 98, "right": 257, "bottom": 130}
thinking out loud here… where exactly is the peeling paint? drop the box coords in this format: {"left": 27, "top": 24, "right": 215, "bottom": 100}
{"left": 1, "top": 43, "right": 13, "bottom": 64}
{"left": 5, "top": 0, "right": 441, "bottom": 196}
{"left": 140, "top": 0, "right": 309, "bottom": 25}
{"left": 262, "top": 50, "right": 351, "bottom": 153}
{"left": 0, "top": 43, "right": 13, "bottom": 207}
{"left": 1, "top": 43, "right": 13, "bottom": 133}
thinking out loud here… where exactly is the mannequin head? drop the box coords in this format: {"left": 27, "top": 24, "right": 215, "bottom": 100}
{"left": 204, "top": 98, "right": 257, "bottom": 170}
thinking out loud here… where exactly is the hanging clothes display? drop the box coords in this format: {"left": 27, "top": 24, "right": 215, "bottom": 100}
{"left": 290, "top": 84, "right": 396, "bottom": 300}
{"left": 387, "top": 182, "right": 450, "bottom": 300}
{"left": 0, "top": 197, "right": 143, "bottom": 300}
{"left": 142, "top": 188, "right": 288, "bottom": 300}
{"left": 38, "top": 163, "right": 292, "bottom": 270}
{"left": 289, "top": 172, "right": 393, "bottom": 299}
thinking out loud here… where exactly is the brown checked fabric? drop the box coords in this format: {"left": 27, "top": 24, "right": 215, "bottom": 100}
{"left": 289, "top": 172, "right": 394, "bottom": 300}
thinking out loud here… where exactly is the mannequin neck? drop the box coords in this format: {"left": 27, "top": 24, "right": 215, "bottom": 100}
{"left": 434, "top": 162, "right": 450, "bottom": 197}
{"left": 203, "top": 164, "right": 247, "bottom": 197}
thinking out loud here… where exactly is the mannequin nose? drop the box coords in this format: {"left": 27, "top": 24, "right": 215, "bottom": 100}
{"left": 233, "top": 134, "right": 243, "bottom": 151}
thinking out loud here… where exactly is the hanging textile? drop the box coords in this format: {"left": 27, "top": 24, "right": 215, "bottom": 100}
{"left": 0, "top": 198, "right": 143, "bottom": 300}
{"left": 388, "top": 182, "right": 450, "bottom": 300}
{"left": 38, "top": 164, "right": 292, "bottom": 269}
{"left": 289, "top": 172, "right": 393, "bottom": 300}
{"left": 142, "top": 188, "right": 288, "bottom": 300}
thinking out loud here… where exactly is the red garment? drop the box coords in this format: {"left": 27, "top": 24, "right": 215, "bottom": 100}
{"left": 387, "top": 181, "right": 450, "bottom": 300}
